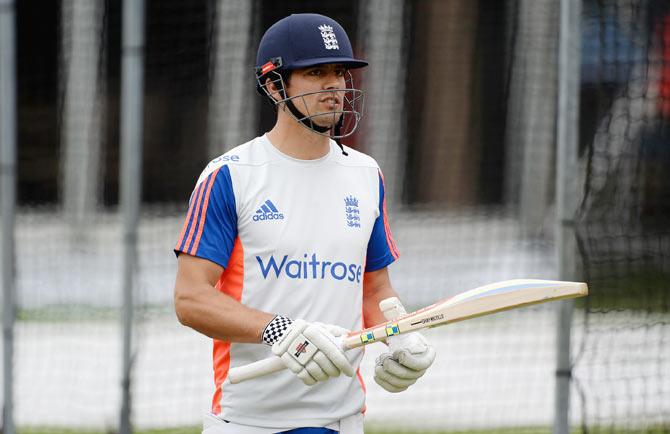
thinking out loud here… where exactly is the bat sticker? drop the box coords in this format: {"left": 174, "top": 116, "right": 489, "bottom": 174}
{"left": 385, "top": 323, "right": 400, "bottom": 336}
{"left": 410, "top": 314, "right": 445, "bottom": 326}
{"left": 360, "top": 331, "right": 375, "bottom": 344}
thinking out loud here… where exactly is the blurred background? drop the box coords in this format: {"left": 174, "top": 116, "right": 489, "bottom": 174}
{"left": 1, "top": 0, "right": 669, "bottom": 433}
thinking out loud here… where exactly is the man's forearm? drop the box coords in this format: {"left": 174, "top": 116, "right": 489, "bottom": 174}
{"left": 362, "top": 282, "right": 400, "bottom": 327}
{"left": 174, "top": 282, "right": 274, "bottom": 343}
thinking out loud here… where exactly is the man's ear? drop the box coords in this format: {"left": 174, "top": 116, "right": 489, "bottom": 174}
{"left": 265, "top": 77, "right": 284, "bottom": 103}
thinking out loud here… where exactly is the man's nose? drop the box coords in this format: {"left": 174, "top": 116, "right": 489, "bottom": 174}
{"left": 323, "top": 72, "right": 341, "bottom": 89}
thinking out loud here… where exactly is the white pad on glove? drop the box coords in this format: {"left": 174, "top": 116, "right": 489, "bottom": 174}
{"left": 374, "top": 297, "right": 436, "bottom": 393}
{"left": 375, "top": 332, "right": 436, "bottom": 392}
{"left": 271, "top": 319, "right": 355, "bottom": 386}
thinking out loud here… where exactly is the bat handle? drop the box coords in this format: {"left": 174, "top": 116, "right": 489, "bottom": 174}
{"left": 228, "top": 356, "right": 285, "bottom": 384}
{"left": 229, "top": 300, "right": 405, "bottom": 384}
{"left": 379, "top": 296, "right": 406, "bottom": 321}
{"left": 227, "top": 335, "right": 346, "bottom": 384}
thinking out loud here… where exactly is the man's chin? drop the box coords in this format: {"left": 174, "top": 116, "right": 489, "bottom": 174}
{"left": 310, "top": 113, "right": 342, "bottom": 129}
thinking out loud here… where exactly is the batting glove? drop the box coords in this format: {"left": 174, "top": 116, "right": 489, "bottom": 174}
{"left": 262, "top": 316, "right": 355, "bottom": 386}
{"left": 374, "top": 332, "right": 436, "bottom": 393}
{"left": 373, "top": 298, "right": 436, "bottom": 393}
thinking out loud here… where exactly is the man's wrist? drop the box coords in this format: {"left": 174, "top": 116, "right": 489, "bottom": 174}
{"left": 261, "top": 315, "right": 293, "bottom": 345}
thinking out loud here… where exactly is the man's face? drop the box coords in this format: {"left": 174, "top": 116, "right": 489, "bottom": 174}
{"left": 284, "top": 64, "right": 348, "bottom": 128}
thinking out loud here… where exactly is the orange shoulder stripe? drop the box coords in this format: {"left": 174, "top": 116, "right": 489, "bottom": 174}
{"left": 188, "top": 167, "right": 221, "bottom": 255}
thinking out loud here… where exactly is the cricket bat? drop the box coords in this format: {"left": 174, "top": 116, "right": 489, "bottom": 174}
{"left": 227, "top": 279, "right": 588, "bottom": 384}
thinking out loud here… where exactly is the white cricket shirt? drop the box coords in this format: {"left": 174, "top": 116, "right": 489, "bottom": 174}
{"left": 175, "top": 134, "right": 399, "bottom": 429}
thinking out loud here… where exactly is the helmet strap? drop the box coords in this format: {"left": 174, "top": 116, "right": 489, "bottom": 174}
{"left": 333, "top": 118, "right": 348, "bottom": 156}
{"left": 284, "top": 99, "right": 331, "bottom": 134}
{"left": 260, "top": 68, "right": 353, "bottom": 156}
{"left": 284, "top": 98, "right": 348, "bottom": 156}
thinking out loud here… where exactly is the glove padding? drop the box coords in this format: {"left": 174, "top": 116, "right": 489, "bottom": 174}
{"left": 374, "top": 331, "right": 436, "bottom": 393}
{"left": 272, "top": 319, "right": 355, "bottom": 386}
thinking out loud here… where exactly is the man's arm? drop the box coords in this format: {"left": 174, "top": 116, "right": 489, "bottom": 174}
{"left": 363, "top": 266, "right": 400, "bottom": 327}
{"left": 173, "top": 253, "right": 274, "bottom": 343}
{"left": 175, "top": 253, "right": 355, "bottom": 385}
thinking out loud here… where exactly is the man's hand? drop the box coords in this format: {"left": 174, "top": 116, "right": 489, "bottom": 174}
{"left": 374, "top": 332, "right": 436, "bottom": 392}
{"left": 267, "top": 317, "right": 355, "bottom": 386}
{"left": 373, "top": 297, "right": 436, "bottom": 393}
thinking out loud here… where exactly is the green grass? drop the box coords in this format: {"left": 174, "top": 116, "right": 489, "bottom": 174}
{"left": 15, "top": 303, "right": 174, "bottom": 322}
{"left": 578, "top": 268, "right": 670, "bottom": 312}
{"left": 13, "top": 269, "right": 669, "bottom": 323}
{"left": 366, "top": 428, "right": 592, "bottom": 434}
{"left": 11, "top": 268, "right": 668, "bottom": 323}
{"left": 17, "top": 426, "right": 670, "bottom": 434}
{"left": 18, "top": 428, "right": 202, "bottom": 434}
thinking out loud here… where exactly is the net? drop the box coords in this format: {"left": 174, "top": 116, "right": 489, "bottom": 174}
{"left": 5, "top": 0, "right": 669, "bottom": 433}
{"left": 574, "top": 0, "right": 670, "bottom": 431}
{"left": 13, "top": 0, "right": 119, "bottom": 431}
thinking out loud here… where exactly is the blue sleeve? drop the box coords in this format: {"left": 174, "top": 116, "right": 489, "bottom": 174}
{"left": 174, "top": 165, "right": 238, "bottom": 268}
{"left": 365, "top": 170, "right": 400, "bottom": 272}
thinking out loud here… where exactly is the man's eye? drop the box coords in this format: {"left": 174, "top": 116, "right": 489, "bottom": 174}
{"left": 335, "top": 69, "right": 346, "bottom": 77}
{"left": 309, "top": 70, "right": 322, "bottom": 76}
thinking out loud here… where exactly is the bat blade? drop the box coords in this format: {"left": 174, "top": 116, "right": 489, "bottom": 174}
{"left": 342, "top": 279, "right": 587, "bottom": 348}
{"left": 227, "top": 279, "right": 588, "bottom": 384}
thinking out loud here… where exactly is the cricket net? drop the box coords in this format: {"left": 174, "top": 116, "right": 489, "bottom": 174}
{"left": 573, "top": 0, "right": 670, "bottom": 431}
{"left": 3, "top": 0, "right": 668, "bottom": 433}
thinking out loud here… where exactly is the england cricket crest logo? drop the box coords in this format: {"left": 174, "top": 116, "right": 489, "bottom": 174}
{"left": 318, "top": 24, "right": 339, "bottom": 50}
{"left": 344, "top": 195, "right": 361, "bottom": 228}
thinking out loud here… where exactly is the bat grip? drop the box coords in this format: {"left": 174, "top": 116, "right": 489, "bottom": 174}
{"left": 228, "top": 357, "right": 285, "bottom": 384}
{"left": 227, "top": 335, "right": 346, "bottom": 384}
{"left": 379, "top": 296, "right": 406, "bottom": 321}
{"left": 229, "top": 298, "right": 403, "bottom": 384}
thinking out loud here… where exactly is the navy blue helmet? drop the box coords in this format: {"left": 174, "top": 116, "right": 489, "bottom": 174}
{"left": 256, "top": 13, "right": 368, "bottom": 72}
{"left": 255, "top": 14, "right": 367, "bottom": 141}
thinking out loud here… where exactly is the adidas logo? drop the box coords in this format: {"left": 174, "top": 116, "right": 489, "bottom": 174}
{"left": 252, "top": 199, "right": 285, "bottom": 222}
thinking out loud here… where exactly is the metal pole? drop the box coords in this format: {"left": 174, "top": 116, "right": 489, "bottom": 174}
{"left": 119, "top": 0, "right": 144, "bottom": 432}
{"left": 0, "top": 0, "right": 17, "bottom": 433}
{"left": 357, "top": 0, "right": 406, "bottom": 207}
{"left": 554, "top": 1, "right": 581, "bottom": 433}
{"left": 60, "top": 0, "right": 105, "bottom": 235}
{"left": 208, "top": 0, "right": 256, "bottom": 156}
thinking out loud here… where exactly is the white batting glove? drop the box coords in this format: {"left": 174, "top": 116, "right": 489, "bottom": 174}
{"left": 262, "top": 316, "right": 355, "bottom": 386}
{"left": 373, "top": 298, "right": 436, "bottom": 393}
{"left": 374, "top": 332, "right": 436, "bottom": 393}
